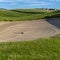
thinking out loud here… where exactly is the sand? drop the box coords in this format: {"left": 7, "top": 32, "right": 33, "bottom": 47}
{"left": 0, "top": 18, "right": 60, "bottom": 42}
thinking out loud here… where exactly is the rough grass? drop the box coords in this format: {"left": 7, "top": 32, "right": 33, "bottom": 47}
{"left": 0, "top": 36, "right": 60, "bottom": 60}
{"left": 0, "top": 9, "right": 60, "bottom": 21}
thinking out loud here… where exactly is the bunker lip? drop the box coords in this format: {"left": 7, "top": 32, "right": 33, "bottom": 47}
{"left": 0, "top": 18, "right": 60, "bottom": 42}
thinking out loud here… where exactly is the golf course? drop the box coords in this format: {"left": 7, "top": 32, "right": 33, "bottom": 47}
{"left": 0, "top": 9, "right": 60, "bottom": 60}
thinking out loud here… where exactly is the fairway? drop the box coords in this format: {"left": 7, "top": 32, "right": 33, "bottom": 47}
{"left": 0, "top": 9, "right": 60, "bottom": 21}
{"left": 0, "top": 18, "right": 60, "bottom": 42}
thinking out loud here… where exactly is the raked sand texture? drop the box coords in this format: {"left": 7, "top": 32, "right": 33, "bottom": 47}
{"left": 0, "top": 18, "right": 60, "bottom": 42}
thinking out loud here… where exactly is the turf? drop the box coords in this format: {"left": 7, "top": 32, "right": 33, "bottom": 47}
{"left": 0, "top": 9, "right": 60, "bottom": 21}
{"left": 0, "top": 36, "right": 60, "bottom": 60}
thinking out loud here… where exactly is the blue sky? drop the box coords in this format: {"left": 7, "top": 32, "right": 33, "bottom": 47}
{"left": 0, "top": 0, "right": 60, "bottom": 9}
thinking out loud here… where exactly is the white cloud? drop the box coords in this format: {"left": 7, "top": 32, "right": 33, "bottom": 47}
{"left": 0, "top": 0, "right": 46, "bottom": 3}
{"left": 49, "top": 0, "right": 60, "bottom": 1}
{"left": 0, "top": 0, "right": 51, "bottom": 6}
{"left": 29, "top": 2, "right": 50, "bottom": 6}
{"left": 0, "top": 0, "right": 18, "bottom": 2}
{"left": 0, "top": 0, "right": 60, "bottom": 3}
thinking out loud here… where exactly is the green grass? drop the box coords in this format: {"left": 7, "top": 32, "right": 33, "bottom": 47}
{"left": 0, "top": 9, "right": 60, "bottom": 21}
{"left": 0, "top": 36, "right": 60, "bottom": 60}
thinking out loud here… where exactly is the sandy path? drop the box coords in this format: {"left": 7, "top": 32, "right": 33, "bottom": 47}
{"left": 0, "top": 18, "right": 60, "bottom": 42}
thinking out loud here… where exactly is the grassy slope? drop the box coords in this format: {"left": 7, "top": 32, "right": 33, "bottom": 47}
{"left": 0, "top": 35, "right": 60, "bottom": 60}
{"left": 0, "top": 9, "right": 60, "bottom": 21}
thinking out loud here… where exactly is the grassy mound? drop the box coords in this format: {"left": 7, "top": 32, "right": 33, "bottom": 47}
{"left": 0, "top": 35, "right": 60, "bottom": 60}
{"left": 0, "top": 9, "right": 60, "bottom": 21}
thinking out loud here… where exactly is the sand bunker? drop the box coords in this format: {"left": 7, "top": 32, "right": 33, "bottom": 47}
{"left": 0, "top": 18, "right": 60, "bottom": 42}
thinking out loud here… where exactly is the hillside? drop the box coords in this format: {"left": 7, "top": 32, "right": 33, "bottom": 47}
{"left": 0, "top": 9, "right": 60, "bottom": 21}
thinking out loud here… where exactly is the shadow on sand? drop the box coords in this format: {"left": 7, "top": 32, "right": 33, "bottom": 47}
{"left": 45, "top": 18, "right": 60, "bottom": 29}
